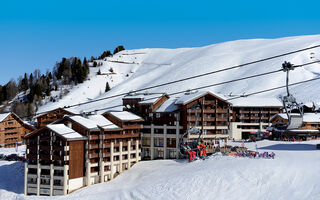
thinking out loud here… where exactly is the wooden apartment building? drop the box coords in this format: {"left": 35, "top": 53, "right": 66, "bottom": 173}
{"left": 123, "top": 91, "right": 232, "bottom": 160}
{"left": 229, "top": 97, "right": 282, "bottom": 140}
{"left": 0, "top": 112, "right": 35, "bottom": 147}
{"left": 24, "top": 112, "right": 142, "bottom": 196}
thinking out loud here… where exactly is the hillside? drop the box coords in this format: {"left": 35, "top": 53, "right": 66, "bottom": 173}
{"left": 38, "top": 35, "right": 320, "bottom": 115}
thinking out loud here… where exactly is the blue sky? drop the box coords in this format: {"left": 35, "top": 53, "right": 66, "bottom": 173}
{"left": 1, "top": 0, "right": 319, "bottom": 84}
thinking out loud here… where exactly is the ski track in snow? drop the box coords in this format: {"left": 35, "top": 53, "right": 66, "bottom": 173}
{"left": 1, "top": 140, "right": 320, "bottom": 200}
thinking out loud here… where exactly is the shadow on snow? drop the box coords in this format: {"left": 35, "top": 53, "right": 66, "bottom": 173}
{"left": 0, "top": 161, "right": 24, "bottom": 194}
{"left": 258, "top": 144, "right": 317, "bottom": 151}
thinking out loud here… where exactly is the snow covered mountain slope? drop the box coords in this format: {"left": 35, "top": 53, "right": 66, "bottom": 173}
{"left": 39, "top": 35, "right": 320, "bottom": 114}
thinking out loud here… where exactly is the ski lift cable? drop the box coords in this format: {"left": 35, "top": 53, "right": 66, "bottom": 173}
{"left": 15, "top": 59, "right": 320, "bottom": 119}
{"left": 86, "top": 63, "right": 320, "bottom": 114}
{"left": 59, "top": 45, "right": 320, "bottom": 109}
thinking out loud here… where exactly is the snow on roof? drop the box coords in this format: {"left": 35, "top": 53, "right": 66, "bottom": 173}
{"left": 68, "top": 116, "right": 99, "bottom": 130}
{"left": 175, "top": 90, "right": 228, "bottom": 105}
{"left": 303, "top": 113, "right": 320, "bottom": 123}
{"left": 123, "top": 93, "right": 166, "bottom": 104}
{"left": 64, "top": 107, "right": 81, "bottom": 114}
{"left": 229, "top": 97, "right": 283, "bottom": 107}
{"left": 155, "top": 98, "right": 179, "bottom": 112}
{"left": 271, "top": 113, "right": 320, "bottom": 123}
{"left": 87, "top": 115, "right": 120, "bottom": 130}
{"left": 287, "top": 129, "right": 320, "bottom": 133}
{"left": 108, "top": 111, "right": 143, "bottom": 121}
{"left": 0, "top": 113, "right": 11, "bottom": 122}
{"left": 35, "top": 107, "right": 80, "bottom": 118}
{"left": 47, "top": 124, "right": 87, "bottom": 140}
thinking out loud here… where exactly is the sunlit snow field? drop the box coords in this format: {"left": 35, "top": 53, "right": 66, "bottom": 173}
{"left": 1, "top": 140, "right": 320, "bottom": 200}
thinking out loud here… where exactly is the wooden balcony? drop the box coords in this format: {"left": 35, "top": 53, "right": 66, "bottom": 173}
{"left": 123, "top": 124, "right": 141, "bottom": 129}
{"left": 103, "top": 152, "right": 111, "bottom": 157}
{"left": 103, "top": 133, "right": 139, "bottom": 139}
{"left": 216, "top": 109, "right": 228, "bottom": 114}
{"left": 240, "top": 116, "right": 250, "bottom": 120}
{"left": 39, "top": 145, "right": 50, "bottom": 151}
{"left": 103, "top": 143, "right": 111, "bottom": 148}
{"left": 89, "top": 144, "right": 99, "bottom": 149}
{"left": 89, "top": 153, "right": 99, "bottom": 159}
{"left": 216, "top": 117, "right": 228, "bottom": 122}
{"left": 250, "top": 111, "right": 260, "bottom": 114}
{"left": 89, "top": 135, "right": 99, "bottom": 140}
{"left": 53, "top": 155, "right": 64, "bottom": 160}
{"left": 239, "top": 110, "right": 250, "bottom": 114}
{"left": 53, "top": 146, "right": 64, "bottom": 151}
{"left": 204, "top": 100, "right": 216, "bottom": 105}
{"left": 39, "top": 154, "right": 50, "bottom": 160}
{"left": 27, "top": 154, "right": 37, "bottom": 160}
{"left": 250, "top": 116, "right": 260, "bottom": 120}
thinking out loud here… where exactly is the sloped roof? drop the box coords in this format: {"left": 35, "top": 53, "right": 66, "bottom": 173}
{"left": 0, "top": 113, "right": 11, "bottom": 122}
{"left": 229, "top": 97, "right": 283, "bottom": 107}
{"left": 270, "top": 113, "right": 320, "bottom": 123}
{"left": 68, "top": 116, "right": 99, "bottom": 130}
{"left": 107, "top": 111, "right": 144, "bottom": 121}
{"left": 47, "top": 124, "right": 87, "bottom": 141}
{"left": 88, "top": 115, "right": 121, "bottom": 130}
{"left": 155, "top": 98, "right": 179, "bottom": 113}
{"left": 35, "top": 107, "right": 80, "bottom": 119}
{"left": 123, "top": 93, "right": 167, "bottom": 105}
{"left": 175, "top": 90, "right": 228, "bottom": 105}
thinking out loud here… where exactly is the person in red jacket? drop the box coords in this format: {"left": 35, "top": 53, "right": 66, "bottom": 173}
{"left": 197, "top": 140, "right": 207, "bottom": 157}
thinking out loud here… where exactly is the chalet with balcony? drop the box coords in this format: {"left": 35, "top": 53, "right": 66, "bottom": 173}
{"left": 122, "top": 92, "right": 169, "bottom": 118}
{"left": 137, "top": 90, "right": 232, "bottom": 160}
{"left": 24, "top": 124, "right": 87, "bottom": 196}
{"left": 229, "top": 97, "right": 283, "bottom": 140}
{"left": 0, "top": 112, "right": 35, "bottom": 147}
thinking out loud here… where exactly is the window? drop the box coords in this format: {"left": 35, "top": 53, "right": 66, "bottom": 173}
{"left": 156, "top": 113, "right": 161, "bottom": 118}
{"left": 149, "top": 113, "right": 153, "bottom": 117}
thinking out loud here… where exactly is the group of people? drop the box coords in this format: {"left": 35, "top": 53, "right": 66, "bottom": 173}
{"left": 186, "top": 140, "right": 207, "bottom": 162}
{"left": 231, "top": 151, "right": 275, "bottom": 159}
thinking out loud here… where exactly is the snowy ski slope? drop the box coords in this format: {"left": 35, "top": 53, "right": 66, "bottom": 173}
{"left": 39, "top": 35, "right": 320, "bottom": 112}
{"left": 39, "top": 35, "right": 320, "bottom": 114}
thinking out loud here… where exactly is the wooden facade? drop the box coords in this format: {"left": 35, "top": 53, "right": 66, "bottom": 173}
{"left": 25, "top": 113, "right": 142, "bottom": 196}
{"left": 24, "top": 125, "right": 87, "bottom": 196}
{"left": 36, "top": 108, "right": 78, "bottom": 128}
{"left": 0, "top": 112, "right": 35, "bottom": 147}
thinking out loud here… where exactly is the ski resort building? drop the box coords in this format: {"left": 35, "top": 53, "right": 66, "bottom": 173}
{"left": 0, "top": 112, "right": 35, "bottom": 147}
{"left": 24, "top": 124, "right": 87, "bottom": 196}
{"left": 24, "top": 113, "right": 142, "bottom": 196}
{"left": 123, "top": 91, "right": 232, "bottom": 160}
{"left": 269, "top": 113, "right": 320, "bottom": 139}
{"left": 228, "top": 97, "right": 283, "bottom": 140}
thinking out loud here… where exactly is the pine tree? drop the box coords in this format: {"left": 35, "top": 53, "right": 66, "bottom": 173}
{"left": 109, "top": 67, "right": 114, "bottom": 73}
{"left": 113, "top": 46, "right": 125, "bottom": 54}
{"left": 105, "top": 82, "right": 111, "bottom": 92}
